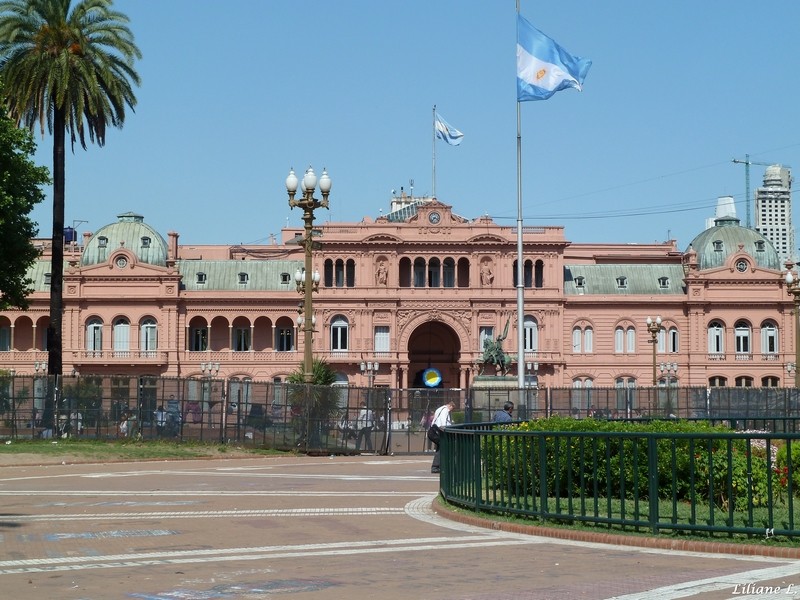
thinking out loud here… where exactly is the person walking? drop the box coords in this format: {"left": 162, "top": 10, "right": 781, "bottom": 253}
{"left": 154, "top": 405, "right": 167, "bottom": 437}
{"left": 430, "top": 401, "right": 455, "bottom": 474}
{"left": 355, "top": 402, "right": 375, "bottom": 452}
{"left": 493, "top": 401, "right": 514, "bottom": 423}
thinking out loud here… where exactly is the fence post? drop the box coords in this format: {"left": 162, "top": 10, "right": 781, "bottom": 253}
{"left": 648, "top": 435, "right": 659, "bottom": 534}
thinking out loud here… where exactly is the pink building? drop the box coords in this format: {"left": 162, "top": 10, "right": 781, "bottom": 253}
{"left": 0, "top": 195, "right": 796, "bottom": 399}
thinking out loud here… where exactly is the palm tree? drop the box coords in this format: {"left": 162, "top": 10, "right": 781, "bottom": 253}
{"left": 0, "top": 0, "right": 140, "bottom": 425}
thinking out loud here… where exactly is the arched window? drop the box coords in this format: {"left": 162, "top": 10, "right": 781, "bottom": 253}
{"left": 735, "top": 376, "right": 753, "bottom": 387}
{"left": 0, "top": 325, "right": 10, "bottom": 351}
{"left": 276, "top": 325, "right": 294, "bottom": 352}
{"left": 573, "top": 325, "right": 592, "bottom": 353}
{"left": 614, "top": 377, "right": 637, "bottom": 413}
{"left": 668, "top": 327, "right": 679, "bottom": 353}
{"left": 761, "top": 321, "right": 778, "bottom": 356}
{"left": 345, "top": 259, "right": 356, "bottom": 287}
{"left": 734, "top": 320, "right": 751, "bottom": 355}
{"left": 708, "top": 321, "right": 724, "bottom": 354}
{"left": 571, "top": 378, "right": 593, "bottom": 414}
{"left": 534, "top": 259, "right": 544, "bottom": 288}
{"left": 140, "top": 319, "right": 158, "bottom": 354}
{"left": 331, "top": 315, "right": 349, "bottom": 352}
{"left": 335, "top": 259, "right": 345, "bottom": 287}
{"left": 233, "top": 327, "right": 251, "bottom": 352}
{"left": 524, "top": 260, "right": 533, "bottom": 288}
{"left": 113, "top": 318, "right": 130, "bottom": 353}
{"left": 762, "top": 376, "right": 780, "bottom": 387}
{"left": 413, "top": 258, "right": 426, "bottom": 287}
{"left": 524, "top": 316, "right": 538, "bottom": 351}
{"left": 572, "top": 326, "right": 582, "bottom": 353}
{"left": 626, "top": 326, "right": 636, "bottom": 353}
{"left": 614, "top": 326, "right": 624, "bottom": 353}
{"left": 443, "top": 258, "right": 456, "bottom": 288}
{"left": 399, "top": 257, "right": 412, "bottom": 288}
{"left": 86, "top": 319, "right": 103, "bottom": 353}
{"left": 428, "top": 257, "right": 441, "bottom": 288}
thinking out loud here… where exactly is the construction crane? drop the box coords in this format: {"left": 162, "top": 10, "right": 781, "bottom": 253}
{"left": 732, "top": 155, "right": 769, "bottom": 228}
{"left": 732, "top": 154, "right": 791, "bottom": 229}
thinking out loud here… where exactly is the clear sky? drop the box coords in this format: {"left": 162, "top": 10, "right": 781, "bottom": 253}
{"left": 27, "top": 0, "right": 800, "bottom": 249}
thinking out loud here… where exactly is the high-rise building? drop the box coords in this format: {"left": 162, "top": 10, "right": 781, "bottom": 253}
{"left": 755, "top": 165, "right": 794, "bottom": 266}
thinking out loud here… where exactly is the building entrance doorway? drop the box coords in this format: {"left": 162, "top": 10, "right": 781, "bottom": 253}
{"left": 407, "top": 321, "right": 461, "bottom": 388}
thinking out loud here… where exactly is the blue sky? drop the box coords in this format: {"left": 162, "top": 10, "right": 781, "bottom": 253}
{"left": 28, "top": 0, "right": 800, "bottom": 248}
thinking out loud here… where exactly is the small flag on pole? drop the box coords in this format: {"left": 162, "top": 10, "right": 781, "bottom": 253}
{"left": 435, "top": 113, "right": 464, "bottom": 146}
{"left": 516, "top": 14, "right": 591, "bottom": 102}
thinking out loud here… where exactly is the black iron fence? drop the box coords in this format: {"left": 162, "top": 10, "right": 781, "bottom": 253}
{"left": 1, "top": 375, "right": 799, "bottom": 452}
{"left": 440, "top": 423, "right": 800, "bottom": 540}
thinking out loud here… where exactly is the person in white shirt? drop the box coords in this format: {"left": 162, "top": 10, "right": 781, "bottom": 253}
{"left": 355, "top": 402, "right": 375, "bottom": 452}
{"left": 430, "top": 401, "right": 454, "bottom": 473}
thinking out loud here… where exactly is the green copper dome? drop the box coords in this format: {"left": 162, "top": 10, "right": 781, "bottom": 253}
{"left": 686, "top": 215, "right": 781, "bottom": 271}
{"left": 81, "top": 212, "right": 169, "bottom": 267}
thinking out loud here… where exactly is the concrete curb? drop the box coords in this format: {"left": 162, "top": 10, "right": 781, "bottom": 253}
{"left": 431, "top": 496, "right": 800, "bottom": 559}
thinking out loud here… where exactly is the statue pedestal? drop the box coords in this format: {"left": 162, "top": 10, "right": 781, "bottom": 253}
{"left": 470, "top": 375, "right": 540, "bottom": 421}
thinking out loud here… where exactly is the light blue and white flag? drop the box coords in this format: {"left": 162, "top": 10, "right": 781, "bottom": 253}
{"left": 516, "top": 14, "right": 591, "bottom": 102}
{"left": 435, "top": 113, "right": 464, "bottom": 146}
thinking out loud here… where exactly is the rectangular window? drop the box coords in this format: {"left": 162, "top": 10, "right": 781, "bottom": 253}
{"left": 234, "top": 328, "right": 250, "bottom": 352}
{"left": 479, "top": 327, "right": 494, "bottom": 351}
{"left": 0, "top": 327, "right": 10, "bottom": 351}
{"left": 374, "top": 326, "right": 390, "bottom": 354}
{"left": 190, "top": 328, "right": 208, "bottom": 351}
{"left": 277, "top": 327, "right": 294, "bottom": 352}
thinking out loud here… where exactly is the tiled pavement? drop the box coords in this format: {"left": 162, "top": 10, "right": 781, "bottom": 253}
{"left": 0, "top": 455, "right": 798, "bottom": 599}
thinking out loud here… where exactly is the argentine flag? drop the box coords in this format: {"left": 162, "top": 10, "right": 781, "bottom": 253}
{"left": 435, "top": 113, "right": 464, "bottom": 146}
{"left": 516, "top": 14, "right": 591, "bottom": 102}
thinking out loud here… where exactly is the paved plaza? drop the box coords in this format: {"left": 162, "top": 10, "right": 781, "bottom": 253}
{"left": 0, "top": 454, "right": 799, "bottom": 599}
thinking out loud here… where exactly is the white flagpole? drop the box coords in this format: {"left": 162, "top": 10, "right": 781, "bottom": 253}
{"left": 432, "top": 105, "right": 437, "bottom": 198}
{"left": 515, "top": 1, "right": 526, "bottom": 394}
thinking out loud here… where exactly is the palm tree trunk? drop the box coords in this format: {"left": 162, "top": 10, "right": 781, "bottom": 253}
{"left": 44, "top": 106, "right": 66, "bottom": 430}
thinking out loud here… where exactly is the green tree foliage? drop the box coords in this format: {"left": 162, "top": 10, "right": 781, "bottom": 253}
{"left": 287, "top": 359, "right": 340, "bottom": 450}
{"left": 0, "top": 0, "right": 141, "bottom": 378}
{"left": 0, "top": 93, "right": 49, "bottom": 309}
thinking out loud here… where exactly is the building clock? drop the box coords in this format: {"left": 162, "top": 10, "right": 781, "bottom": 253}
{"left": 115, "top": 256, "right": 128, "bottom": 269}
{"left": 428, "top": 211, "right": 441, "bottom": 224}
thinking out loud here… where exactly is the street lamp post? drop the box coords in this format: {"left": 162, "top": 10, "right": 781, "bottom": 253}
{"left": 286, "top": 167, "right": 331, "bottom": 383}
{"left": 645, "top": 316, "right": 664, "bottom": 386}
{"left": 33, "top": 361, "right": 48, "bottom": 433}
{"left": 659, "top": 361, "right": 678, "bottom": 416}
{"left": 784, "top": 267, "right": 800, "bottom": 388}
{"left": 360, "top": 361, "right": 379, "bottom": 388}
{"left": 525, "top": 361, "right": 538, "bottom": 418}
{"left": 200, "top": 361, "right": 220, "bottom": 430}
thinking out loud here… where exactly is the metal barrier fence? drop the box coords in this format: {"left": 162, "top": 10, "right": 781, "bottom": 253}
{"left": 0, "top": 375, "right": 464, "bottom": 453}
{"left": 440, "top": 424, "right": 800, "bottom": 540}
{"left": 1, "top": 374, "right": 799, "bottom": 452}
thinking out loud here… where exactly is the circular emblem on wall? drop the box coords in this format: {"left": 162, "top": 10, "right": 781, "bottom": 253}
{"left": 115, "top": 256, "right": 128, "bottom": 269}
{"left": 735, "top": 259, "right": 748, "bottom": 273}
{"left": 423, "top": 368, "right": 442, "bottom": 387}
{"left": 428, "top": 211, "right": 441, "bottom": 224}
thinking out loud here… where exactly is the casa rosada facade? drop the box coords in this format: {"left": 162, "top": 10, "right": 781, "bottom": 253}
{"left": 0, "top": 195, "right": 796, "bottom": 392}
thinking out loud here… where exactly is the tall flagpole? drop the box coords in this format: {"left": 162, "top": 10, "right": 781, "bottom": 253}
{"left": 515, "top": 0, "right": 526, "bottom": 394}
{"left": 432, "top": 105, "right": 437, "bottom": 198}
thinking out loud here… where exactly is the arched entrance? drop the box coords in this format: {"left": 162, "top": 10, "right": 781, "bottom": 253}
{"left": 407, "top": 321, "right": 462, "bottom": 388}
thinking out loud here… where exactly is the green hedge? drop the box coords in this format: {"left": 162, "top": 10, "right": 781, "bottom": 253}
{"left": 483, "top": 417, "right": 789, "bottom": 512}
